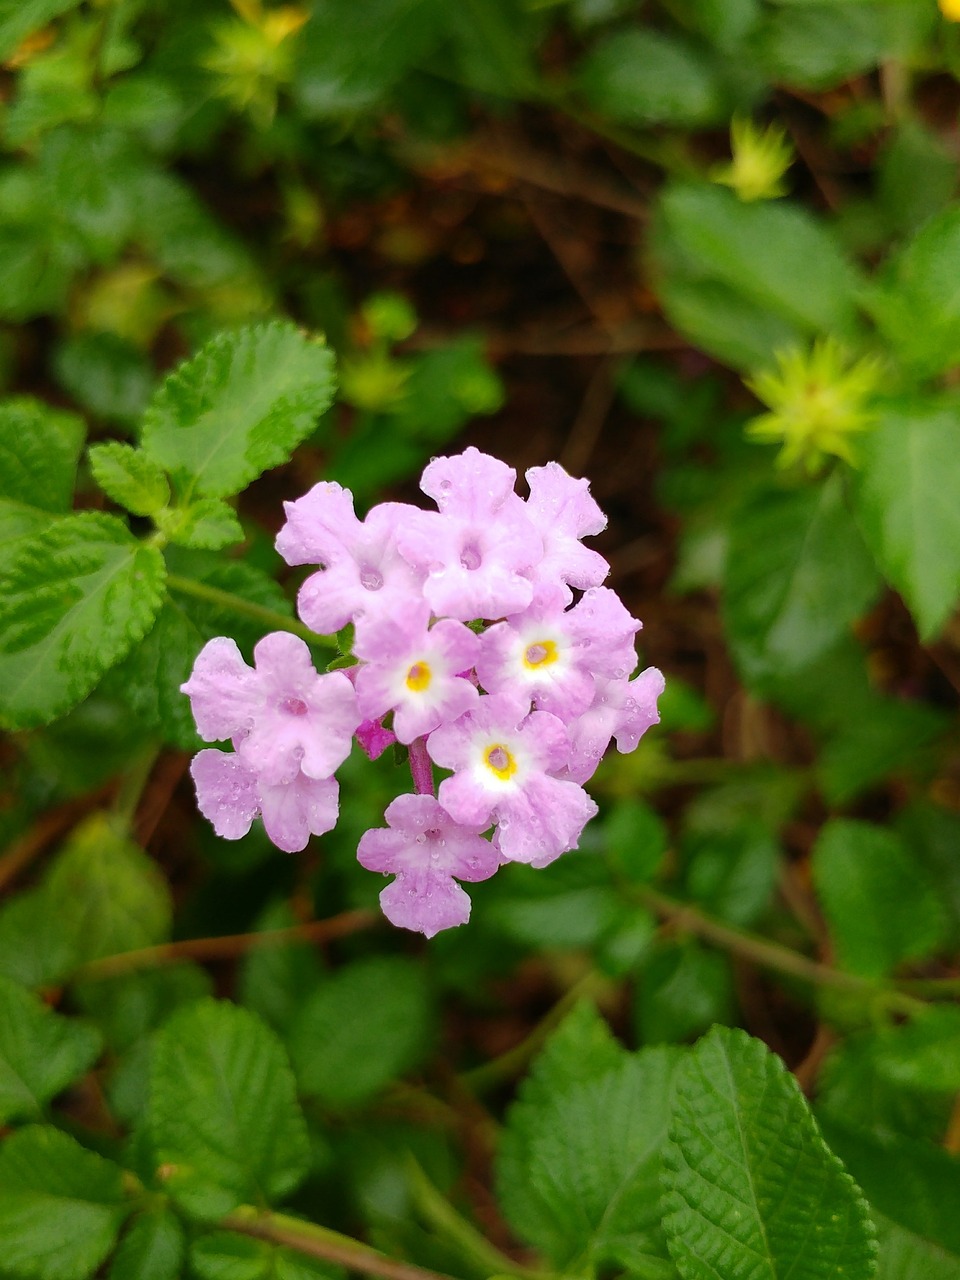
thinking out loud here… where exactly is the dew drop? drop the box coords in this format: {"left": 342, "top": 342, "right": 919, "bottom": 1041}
{"left": 360, "top": 567, "right": 384, "bottom": 591}
{"left": 460, "top": 543, "right": 482, "bottom": 571}
{"left": 416, "top": 833, "right": 426, "bottom": 844}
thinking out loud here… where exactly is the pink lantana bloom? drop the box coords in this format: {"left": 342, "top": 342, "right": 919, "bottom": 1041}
{"left": 524, "top": 461, "right": 609, "bottom": 593}
{"left": 275, "top": 482, "right": 424, "bottom": 637}
{"left": 357, "top": 793, "right": 499, "bottom": 937}
{"left": 427, "top": 692, "right": 598, "bottom": 867}
{"left": 396, "top": 447, "right": 543, "bottom": 621}
{"left": 190, "top": 750, "right": 340, "bottom": 853}
{"left": 353, "top": 608, "right": 480, "bottom": 744}
{"left": 181, "top": 632, "right": 359, "bottom": 786}
{"left": 564, "top": 666, "right": 666, "bottom": 785}
{"left": 477, "top": 584, "right": 641, "bottom": 720}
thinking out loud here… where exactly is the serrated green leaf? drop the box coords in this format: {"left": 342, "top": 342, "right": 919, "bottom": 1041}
{"left": 0, "top": 398, "right": 84, "bottom": 546}
{"left": 189, "top": 1231, "right": 339, "bottom": 1280}
{"left": 89, "top": 443, "right": 170, "bottom": 517}
{"left": 0, "top": 1125, "right": 128, "bottom": 1280}
{"left": 498, "top": 1040, "right": 681, "bottom": 1270}
{"left": 662, "top": 1027, "right": 877, "bottom": 1280}
{"left": 0, "top": 0, "right": 84, "bottom": 60}
{"left": 155, "top": 498, "right": 244, "bottom": 549}
{"left": 289, "top": 957, "right": 433, "bottom": 1107}
{"left": 140, "top": 322, "right": 335, "bottom": 500}
{"left": 0, "top": 974, "right": 101, "bottom": 1123}
{"left": 854, "top": 397, "right": 960, "bottom": 640}
{"left": 0, "top": 889, "right": 75, "bottom": 989}
{"left": 822, "top": 1120, "right": 960, "bottom": 1278}
{"left": 108, "top": 1210, "right": 184, "bottom": 1280}
{"left": 0, "top": 512, "right": 166, "bottom": 730}
{"left": 812, "top": 819, "right": 945, "bottom": 979}
{"left": 39, "top": 127, "right": 138, "bottom": 264}
{"left": 578, "top": 30, "right": 725, "bottom": 127}
{"left": 149, "top": 999, "right": 310, "bottom": 1219}
{"left": 54, "top": 333, "right": 153, "bottom": 427}
{"left": 107, "top": 556, "right": 294, "bottom": 749}
{"left": 724, "top": 474, "right": 881, "bottom": 688}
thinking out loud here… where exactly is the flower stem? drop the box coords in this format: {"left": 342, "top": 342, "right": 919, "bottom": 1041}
{"left": 635, "top": 884, "right": 927, "bottom": 1017}
{"left": 165, "top": 573, "right": 337, "bottom": 648}
{"left": 408, "top": 737, "right": 435, "bottom": 796}
{"left": 221, "top": 1206, "right": 459, "bottom": 1280}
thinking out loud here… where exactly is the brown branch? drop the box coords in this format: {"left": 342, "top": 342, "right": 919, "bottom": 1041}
{"left": 74, "top": 908, "right": 378, "bottom": 981}
{"left": 0, "top": 784, "right": 112, "bottom": 895}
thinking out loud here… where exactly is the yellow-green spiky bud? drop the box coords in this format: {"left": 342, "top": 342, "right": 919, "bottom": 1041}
{"left": 712, "top": 117, "right": 794, "bottom": 203}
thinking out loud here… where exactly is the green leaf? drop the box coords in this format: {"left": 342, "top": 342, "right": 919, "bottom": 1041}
{"left": 0, "top": 974, "right": 101, "bottom": 1123}
{"left": 39, "top": 127, "right": 138, "bottom": 264}
{"left": 155, "top": 498, "right": 244, "bottom": 550}
{"left": 812, "top": 819, "right": 946, "bottom": 979}
{"left": 0, "top": 1125, "right": 128, "bottom": 1280}
{"left": 652, "top": 184, "right": 861, "bottom": 370}
{"left": 0, "top": 0, "right": 83, "bottom": 61}
{"left": 498, "top": 1031, "right": 681, "bottom": 1271}
{"left": 89, "top": 443, "right": 170, "bottom": 517}
{"left": 44, "top": 813, "right": 173, "bottom": 971}
{"left": 74, "top": 963, "right": 213, "bottom": 1053}
{"left": 54, "top": 333, "right": 153, "bottom": 427}
{"left": 723, "top": 474, "right": 881, "bottom": 688}
{"left": 108, "top": 1210, "right": 184, "bottom": 1280}
{"left": 295, "top": 0, "right": 442, "bottom": 118}
{"left": 868, "top": 208, "right": 960, "bottom": 378}
{"left": 754, "top": 3, "right": 900, "bottom": 89}
{"left": 148, "top": 999, "right": 310, "bottom": 1219}
{"left": 662, "top": 1027, "right": 877, "bottom": 1280}
{"left": 877, "top": 120, "right": 957, "bottom": 236}
{"left": 869, "top": 1008, "right": 960, "bottom": 1094}
{"left": 140, "top": 321, "right": 335, "bottom": 500}
{"left": 189, "top": 1231, "right": 338, "bottom": 1280}
{"left": 289, "top": 957, "right": 433, "bottom": 1107}
{"left": 0, "top": 512, "right": 166, "bottom": 730}
{"left": 634, "top": 942, "right": 735, "bottom": 1046}
{"left": 107, "top": 556, "right": 293, "bottom": 749}
{"left": 578, "top": 30, "right": 725, "bottom": 127}
{"left": 0, "top": 398, "right": 84, "bottom": 546}
{"left": 238, "top": 901, "right": 324, "bottom": 1035}
{"left": 854, "top": 397, "right": 960, "bottom": 639}
{"left": 822, "top": 1121, "right": 960, "bottom": 1279}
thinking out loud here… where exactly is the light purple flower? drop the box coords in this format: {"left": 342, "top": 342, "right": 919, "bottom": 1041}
{"left": 181, "top": 632, "right": 359, "bottom": 787}
{"left": 427, "top": 693, "right": 598, "bottom": 867}
{"left": 355, "top": 717, "right": 397, "bottom": 761}
{"left": 524, "top": 461, "right": 609, "bottom": 591}
{"left": 477, "top": 585, "right": 641, "bottom": 720}
{"left": 396, "top": 448, "right": 543, "bottom": 621}
{"left": 353, "top": 610, "right": 480, "bottom": 744}
{"left": 564, "top": 666, "right": 666, "bottom": 784}
{"left": 276, "top": 483, "right": 425, "bottom": 636}
{"left": 357, "top": 794, "right": 499, "bottom": 937}
{"left": 190, "top": 750, "right": 340, "bottom": 853}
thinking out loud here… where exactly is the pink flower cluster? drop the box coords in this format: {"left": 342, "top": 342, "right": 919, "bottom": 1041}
{"left": 182, "top": 448, "right": 664, "bottom": 938}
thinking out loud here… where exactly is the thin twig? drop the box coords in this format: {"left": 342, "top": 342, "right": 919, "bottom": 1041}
{"left": 560, "top": 354, "right": 623, "bottom": 476}
{"left": 0, "top": 785, "right": 112, "bottom": 895}
{"left": 74, "top": 908, "right": 378, "bottom": 981}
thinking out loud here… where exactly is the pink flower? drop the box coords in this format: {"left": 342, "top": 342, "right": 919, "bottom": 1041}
{"left": 355, "top": 717, "right": 397, "bottom": 761}
{"left": 477, "top": 585, "right": 640, "bottom": 720}
{"left": 190, "top": 750, "right": 340, "bottom": 853}
{"left": 353, "top": 609, "right": 480, "bottom": 744}
{"left": 564, "top": 666, "right": 666, "bottom": 784}
{"left": 524, "top": 461, "right": 609, "bottom": 592}
{"left": 396, "top": 448, "right": 542, "bottom": 621}
{"left": 181, "top": 632, "right": 359, "bottom": 786}
{"left": 276, "top": 483, "right": 424, "bottom": 636}
{"left": 357, "top": 794, "right": 499, "bottom": 937}
{"left": 427, "top": 693, "right": 598, "bottom": 867}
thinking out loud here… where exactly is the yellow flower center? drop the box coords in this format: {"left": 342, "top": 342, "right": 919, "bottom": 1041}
{"left": 523, "top": 638, "right": 559, "bottom": 669}
{"left": 483, "top": 743, "right": 517, "bottom": 781}
{"left": 405, "top": 661, "right": 431, "bottom": 693}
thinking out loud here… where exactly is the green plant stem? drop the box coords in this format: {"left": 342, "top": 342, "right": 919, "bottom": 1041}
{"left": 222, "top": 1206, "right": 459, "bottom": 1280}
{"left": 406, "top": 1156, "right": 550, "bottom": 1280}
{"left": 461, "top": 968, "right": 610, "bottom": 1093}
{"left": 635, "top": 885, "right": 927, "bottom": 1017}
{"left": 165, "top": 573, "right": 337, "bottom": 648}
